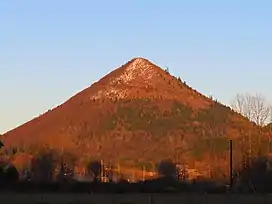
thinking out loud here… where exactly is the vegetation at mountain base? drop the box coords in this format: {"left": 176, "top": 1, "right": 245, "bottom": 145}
{"left": 1, "top": 152, "right": 272, "bottom": 193}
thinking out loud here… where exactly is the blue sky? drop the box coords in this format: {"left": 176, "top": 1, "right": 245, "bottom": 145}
{"left": 1, "top": 0, "right": 272, "bottom": 134}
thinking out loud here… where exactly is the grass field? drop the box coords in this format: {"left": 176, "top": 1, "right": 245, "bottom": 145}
{"left": 0, "top": 193, "right": 271, "bottom": 204}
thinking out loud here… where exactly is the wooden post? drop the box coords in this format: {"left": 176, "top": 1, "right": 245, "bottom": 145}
{"left": 229, "top": 140, "right": 233, "bottom": 189}
{"left": 142, "top": 165, "right": 146, "bottom": 181}
{"left": 132, "top": 168, "right": 135, "bottom": 182}
{"left": 117, "top": 163, "right": 120, "bottom": 181}
{"left": 100, "top": 160, "right": 103, "bottom": 182}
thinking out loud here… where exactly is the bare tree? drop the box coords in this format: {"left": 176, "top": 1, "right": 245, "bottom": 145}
{"left": 231, "top": 93, "right": 271, "bottom": 126}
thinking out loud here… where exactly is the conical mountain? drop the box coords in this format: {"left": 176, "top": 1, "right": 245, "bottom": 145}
{"left": 65, "top": 57, "right": 211, "bottom": 108}
{"left": 3, "top": 58, "right": 263, "bottom": 178}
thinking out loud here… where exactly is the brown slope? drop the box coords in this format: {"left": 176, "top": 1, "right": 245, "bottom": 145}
{"left": 2, "top": 57, "right": 263, "bottom": 177}
{"left": 3, "top": 57, "right": 211, "bottom": 146}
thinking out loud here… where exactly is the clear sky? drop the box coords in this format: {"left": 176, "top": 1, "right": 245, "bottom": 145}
{"left": 1, "top": 0, "right": 271, "bottom": 134}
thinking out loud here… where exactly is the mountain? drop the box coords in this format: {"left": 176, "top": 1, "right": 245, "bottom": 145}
{"left": 2, "top": 58, "right": 265, "bottom": 178}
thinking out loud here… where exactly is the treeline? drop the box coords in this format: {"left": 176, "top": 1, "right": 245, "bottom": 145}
{"left": 1, "top": 147, "right": 272, "bottom": 193}
{"left": 0, "top": 148, "right": 187, "bottom": 183}
{"left": 0, "top": 155, "right": 226, "bottom": 193}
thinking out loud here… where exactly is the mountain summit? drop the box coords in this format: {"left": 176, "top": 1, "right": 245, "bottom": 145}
{"left": 90, "top": 57, "right": 166, "bottom": 100}
{"left": 102, "top": 57, "right": 162, "bottom": 86}
{"left": 70, "top": 57, "right": 211, "bottom": 109}
{"left": 3, "top": 58, "right": 261, "bottom": 178}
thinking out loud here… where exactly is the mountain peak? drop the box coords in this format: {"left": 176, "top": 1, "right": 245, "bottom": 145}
{"left": 114, "top": 57, "right": 160, "bottom": 84}
{"left": 90, "top": 58, "right": 168, "bottom": 100}
{"left": 66, "top": 57, "right": 211, "bottom": 110}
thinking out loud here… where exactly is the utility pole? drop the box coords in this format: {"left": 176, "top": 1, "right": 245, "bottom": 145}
{"left": 269, "top": 124, "right": 271, "bottom": 152}
{"left": 229, "top": 140, "right": 233, "bottom": 190}
{"left": 132, "top": 168, "right": 135, "bottom": 182}
{"left": 100, "top": 159, "right": 103, "bottom": 182}
{"left": 142, "top": 165, "right": 146, "bottom": 181}
{"left": 59, "top": 148, "right": 64, "bottom": 181}
{"left": 117, "top": 163, "right": 120, "bottom": 181}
